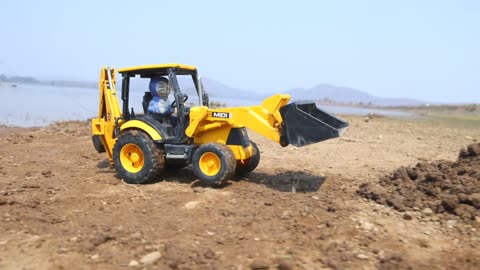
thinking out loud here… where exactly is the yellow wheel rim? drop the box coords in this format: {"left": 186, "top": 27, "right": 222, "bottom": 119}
{"left": 120, "top": 143, "right": 145, "bottom": 173}
{"left": 199, "top": 152, "right": 221, "bottom": 176}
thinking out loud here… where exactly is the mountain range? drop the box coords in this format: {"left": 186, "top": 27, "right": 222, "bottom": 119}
{"left": 286, "top": 83, "right": 423, "bottom": 106}
{"left": 201, "top": 79, "right": 423, "bottom": 106}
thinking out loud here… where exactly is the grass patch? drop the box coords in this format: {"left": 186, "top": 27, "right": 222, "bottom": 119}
{"left": 419, "top": 112, "right": 480, "bottom": 129}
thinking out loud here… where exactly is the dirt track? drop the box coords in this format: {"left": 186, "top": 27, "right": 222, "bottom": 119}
{"left": 0, "top": 116, "right": 479, "bottom": 269}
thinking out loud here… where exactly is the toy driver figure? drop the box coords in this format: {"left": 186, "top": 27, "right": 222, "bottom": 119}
{"left": 147, "top": 77, "right": 173, "bottom": 116}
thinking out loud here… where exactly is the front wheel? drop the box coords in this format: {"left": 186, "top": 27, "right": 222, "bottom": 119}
{"left": 113, "top": 130, "right": 165, "bottom": 184}
{"left": 235, "top": 141, "right": 260, "bottom": 176}
{"left": 192, "top": 143, "right": 236, "bottom": 185}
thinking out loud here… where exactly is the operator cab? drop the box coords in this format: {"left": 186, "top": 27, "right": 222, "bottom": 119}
{"left": 142, "top": 77, "right": 175, "bottom": 124}
{"left": 118, "top": 64, "right": 209, "bottom": 143}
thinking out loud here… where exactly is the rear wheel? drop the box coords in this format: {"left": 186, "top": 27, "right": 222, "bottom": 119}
{"left": 235, "top": 140, "right": 260, "bottom": 176}
{"left": 113, "top": 130, "right": 165, "bottom": 184}
{"left": 192, "top": 143, "right": 236, "bottom": 185}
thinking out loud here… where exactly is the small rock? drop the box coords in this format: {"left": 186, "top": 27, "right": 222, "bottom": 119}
{"left": 140, "top": 251, "right": 162, "bottom": 265}
{"left": 192, "top": 187, "right": 204, "bottom": 193}
{"left": 264, "top": 202, "right": 273, "bottom": 206}
{"left": 359, "top": 220, "right": 374, "bottom": 231}
{"left": 418, "top": 239, "right": 429, "bottom": 248}
{"left": 21, "top": 184, "right": 40, "bottom": 189}
{"left": 356, "top": 254, "right": 369, "bottom": 260}
{"left": 41, "top": 170, "right": 54, "bottom": 177}
{"left": 475, "top": 216, "right": 480, "bottom": 223}
{"left": 69, "top": 236, "right": 78, "bottom": 242}
{"left": 57, "top": 247, "right": 69, "bottom": 254}
{"left": 422, "top": 208, "right": 434, "bottom": 216}
{"left": 91, "top": 233, "right": 114, "bottom": 246}
{"left": 219, "top": 209, "right": 232, "bottom": 217}
{"left": 130, "top": 232, "right": 142, "bottom": 240}
{"left": 446, "top": 220, "right": 457, "bottom": 228}
{"left": 403, "top": 213, "right": 413, "bottom": 220}
{"left": 311, "top": 196, "right": 319, "bottom": 200}
{"left": 465, "top": 136, "right": 473, "bottom": 140}
{"left": 128, "top": 260, "right": 139, "bottom": 267}
{"left": 185, "top": 201, "right": 200, "bottom": 210}
{"left": 204, "top": 249, "right": 216, "bottom": 259}
{"left": 277, "top": 258, "right": 295, "bottom": 270}
{"left": 250, "top": 258, "right": 269, "bottom": 269}
{"left": 281, "top": 211, "right": 291, "bottom": 219}
{"left": 378, "top": 135, "right": 383, "bottom": 140}
{"left": 28, "top": 235, "right": 41, "bottom": 243}
{"left": 377, "top": 250, "right": 386, "bottom": 260}
{"left": 90, "top": 254, "right": 99, "bottom": 260}
{"left": 327, "top": 206, "right": 336, "bottom": 212}
{"left": 417, "top": 136, "right": 423, "bottom": 140}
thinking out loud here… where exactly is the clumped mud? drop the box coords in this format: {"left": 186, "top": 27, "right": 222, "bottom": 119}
{"left": 358, "top": 143, "right": 480, "bottom": 223}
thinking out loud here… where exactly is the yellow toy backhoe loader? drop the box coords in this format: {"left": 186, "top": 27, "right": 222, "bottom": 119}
{"left": 91, "top": 64, "right": 348, "bottom": 185}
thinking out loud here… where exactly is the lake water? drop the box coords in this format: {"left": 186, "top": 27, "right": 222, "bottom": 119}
{"left": 0, "top": 84, "right": 411, "bottom": 127}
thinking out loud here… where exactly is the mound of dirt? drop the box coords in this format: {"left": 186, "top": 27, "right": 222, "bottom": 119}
{"left": 358, "top": 143, "right": 480, "bottom": 223}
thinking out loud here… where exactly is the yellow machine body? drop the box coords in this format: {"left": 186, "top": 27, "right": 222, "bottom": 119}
{"left": 91, "top": 64, "right": 348, "bottom": 184}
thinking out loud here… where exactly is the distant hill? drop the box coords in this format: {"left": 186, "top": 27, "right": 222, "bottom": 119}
{"left": 0, "top": 74, "right": 39, "bottom": 84}
{"left": 286, "top": 83, "right": 424, "bottom": 106}
{"left": 201, "top": 78, "right": 268, "bottom": 100}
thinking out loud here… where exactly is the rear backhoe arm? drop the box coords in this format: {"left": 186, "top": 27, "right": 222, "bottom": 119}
{"left": 91, "top": 67, "right": 123, "bottom": 164}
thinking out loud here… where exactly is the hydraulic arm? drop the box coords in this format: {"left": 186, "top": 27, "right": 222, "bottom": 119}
{"left": 186, "top": 94, "right": 348, "bottom": 147}
{"left": 91, "top": 67, "right": 122, "bottom": 164}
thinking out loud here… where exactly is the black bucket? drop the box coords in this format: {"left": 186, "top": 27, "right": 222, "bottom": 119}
{"left": 279, "top": 101, "right": 349, "bottom": 147}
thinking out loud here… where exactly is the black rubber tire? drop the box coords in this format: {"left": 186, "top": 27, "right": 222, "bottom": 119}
{"left": 192, "top": 143, "right": 236, "bottom": 185}
{"left": 113, "top": 130, "right": 165, "bottom": 184}
{"left": 235, "top": 140, "right": 260, "bottom": 176}
{"left": 92, "top": 135, "right": 106, "bottom": 153}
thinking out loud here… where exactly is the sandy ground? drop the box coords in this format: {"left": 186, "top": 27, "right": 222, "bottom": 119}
{"left": 0, "top": 116, "right": 479, "bottom": 270}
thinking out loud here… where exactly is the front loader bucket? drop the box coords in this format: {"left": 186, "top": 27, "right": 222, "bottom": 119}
{"left": 279, "top": 101, "right": 348, "bottom": 147}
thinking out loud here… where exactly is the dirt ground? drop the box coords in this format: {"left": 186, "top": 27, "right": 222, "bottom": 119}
{"left": 0, "top": 115, "right": 479, "bottom": 270}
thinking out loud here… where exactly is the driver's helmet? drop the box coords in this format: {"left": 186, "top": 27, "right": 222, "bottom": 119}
{"left": 149, "top": 77, "right": 171, "bottom": 100}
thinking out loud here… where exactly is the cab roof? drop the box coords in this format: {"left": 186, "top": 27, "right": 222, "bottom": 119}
{"left": 118, "top": 63, "right": 197, "bottom": 76}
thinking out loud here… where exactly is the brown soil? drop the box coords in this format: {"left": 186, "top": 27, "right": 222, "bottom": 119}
{"left": 0, "top": 117, "right": 479, "bottom": 270}
{"left": 358, "top": 143, "right": 480, "bottom": 223}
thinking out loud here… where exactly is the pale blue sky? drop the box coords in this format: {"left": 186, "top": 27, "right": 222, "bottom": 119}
{"left": 0, "top": 0, "right": 478, "bottom": 103}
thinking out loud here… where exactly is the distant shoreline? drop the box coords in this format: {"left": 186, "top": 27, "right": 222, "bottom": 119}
{"left": 1, "top": 73, "right": 96, "bottom": 89}
{"left": 0, "top": 82, "right": 17, "bottom": 88}
{"left": 0, "top": 81, "right": 96, "bottom": 90}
